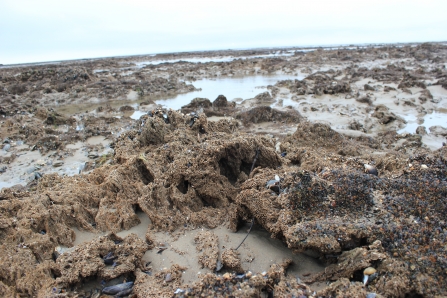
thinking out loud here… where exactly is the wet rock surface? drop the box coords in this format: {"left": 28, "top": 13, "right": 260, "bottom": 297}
{"left": 0, "top": 43, "right": 447, "bottom": 297}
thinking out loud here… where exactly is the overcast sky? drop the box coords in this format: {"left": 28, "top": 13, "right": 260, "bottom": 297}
{"left": 1, "top": 0, "right": 446, "bottom": 65}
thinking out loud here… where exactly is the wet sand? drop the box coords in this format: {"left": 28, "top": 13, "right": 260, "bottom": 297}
{"left": 1, "top": 42, "right": 447, "bottom": 297}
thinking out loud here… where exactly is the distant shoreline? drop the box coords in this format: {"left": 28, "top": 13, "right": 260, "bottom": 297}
{"left": 2, "top": 40, "right": 446, "bottom": 68}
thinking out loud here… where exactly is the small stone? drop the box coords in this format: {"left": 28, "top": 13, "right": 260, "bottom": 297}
{"left": 364, "top": 164, "right": 378, "bottom": 176}
{"left": 88, "top": 152, "right": 99, "bottom": 159}
{"left": 364, "top": 267, "right": 376, "bottom": 275}
{"left": 165, "top": 273, "right": 172, "bottom": 282}
{"left": 416, "top": 126, "right": 427, "bottom": 135}
{"left": 36, "top": 159, "right": 45, "bottom": 166}
{"left": 53, "top": 161, "right": 64, "bottom": 167}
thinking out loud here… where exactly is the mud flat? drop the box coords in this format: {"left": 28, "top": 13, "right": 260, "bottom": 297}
{"left": 1, "top": 43, "right": 447, "bottom": 297}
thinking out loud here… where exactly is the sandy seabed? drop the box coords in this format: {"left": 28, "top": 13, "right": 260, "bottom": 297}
{"left": 1, "top": 42, "right": 447, "bottom": 297}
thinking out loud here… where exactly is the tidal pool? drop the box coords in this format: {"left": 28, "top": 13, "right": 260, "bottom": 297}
{"left": 398, "top": 111, "right": 447, "bottom": 134}
{"left": 153, "top": 74, "right": 304, "bottom": 110}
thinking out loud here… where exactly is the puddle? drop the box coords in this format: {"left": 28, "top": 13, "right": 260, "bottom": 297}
{"left": 73, "top": 211, "right": 150, "bottom": 246}
{"left": 143, "top": 222, "right": 325, "bottom": 285}
{"left": 155, "top": 74, "right": 304, "bottom": 110}
{"left": 0, "top": 181, "right": 16, "bottom": 189}
{"left": 57, "top": 74, "right": 304, "bottom": 116}
{"left": 86, "top": 136, "right": 110, "bottom": 146}
{"left": 0, "top": 136, "right": 112, "bottom": 190}
{"left": 130, "top": 110, "right": 147, "bottom": 120}
{"left": 73, "top": 228, "right": 106, "bottom": 246}
{"left": 0, "top": 149, "right": 43, "bottom": 188}
{"left": 116, "top": 211, "right": 151, "bottom": 240}
{"left": 398, "top": 111, "right": 447, "bottom": 134}
{"left": 127, "top": 90, "right": 139, "bottom": 100}
{"left": 73, "top": 212, "right": 325, "bottom": 286}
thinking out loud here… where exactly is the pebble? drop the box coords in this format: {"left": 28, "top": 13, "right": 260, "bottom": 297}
{"left": 102, "top": 281, "right": 134, "bottom": 295}
{"left": 364, "top": 164, "right": 378, "bottom": 176}
{"left": 36, "top": 159, "right": 45, "bottom": 166}
{"left": 165, "top": 273, "right": 172, "bottom": 282}
{"left": 88, "top": 152, "right": 99, "bottom": 159}
{"left": 53, "top": 161, "right": 64, "bottom": 167}
{"left": 215, "top": 260, "right": 223, "bottom": 272}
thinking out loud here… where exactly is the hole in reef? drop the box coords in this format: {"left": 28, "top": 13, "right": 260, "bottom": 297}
{"left": 50, "top": 268, "right": 61, "bottom": 278}
{"left": 358, "top": 237, "right": 368, "bottom": 246}
{"left": 340, "top": 236, "right": 368, "bottom": 250}
{"left": 176, "top": 177, "right": 189, "bottom": 194}
{"left": 132, "top": 204, "right": 144, "bottom": 213}
{"left": 199, "top": 194, "right": 217, "bottom": 208}
{"left": 350, "top": 260, "right": 381, "bottom": 285}
{"left": 404, "top": 292, "right": 424, "bottom": 298}
{"left": 291, "top": 159, "right": 301, "bottom": 166}
{"left": 239, "top": 160, "right": 252, "bottom": 176}
{"left": 351, "top": 268, "right": 364, "bottom": 283}
{"left": 219, "top": 157, "right": 239, "bottom": 185}
{"left": 135, "top": 159, "right": 154, "bottom": 185}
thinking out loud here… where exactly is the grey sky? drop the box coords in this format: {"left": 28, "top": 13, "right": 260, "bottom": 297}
{"left": 1, "top": 0, "right": 446, "bottom": 65}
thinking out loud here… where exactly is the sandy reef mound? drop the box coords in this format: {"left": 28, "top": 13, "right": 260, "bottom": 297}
{"left": 181, "top": 95, "right": 236, "bottom": 117}
{"left": 0, "top": 109, "right": 446, "bottom": 297}
{"left": 236, "top": 106, "right": 303, "bottom": 126}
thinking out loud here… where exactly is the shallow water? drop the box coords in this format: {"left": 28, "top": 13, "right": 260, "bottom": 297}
{"left": 0, "top": 181, "right": 15, "bottom": 189}
{"left": 0, "top": 136, "right": 112, "bottom": 190}
{"left": 154, "top": 74, "right": 304, "bottom": 110}
{"left": 398, "top": 111, "right": 447, "bottom": 134}
{"left": 130, "top": 110, "right": 147, "bottom": 120}
{"left": 72, "top": 210, "right": 325, "bottom": 289}
{"left": 79, "top": 212, "right": 325, "bottom": 285}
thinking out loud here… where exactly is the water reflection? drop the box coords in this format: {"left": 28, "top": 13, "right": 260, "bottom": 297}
{"left": 154, "top": 74, "right": 303, "bottom": 110}
{"left": 398, "top": 111, "right": 447, "bottom": 134}
{"left": 130, "top": 110, "right": 147, "bottom": 120}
